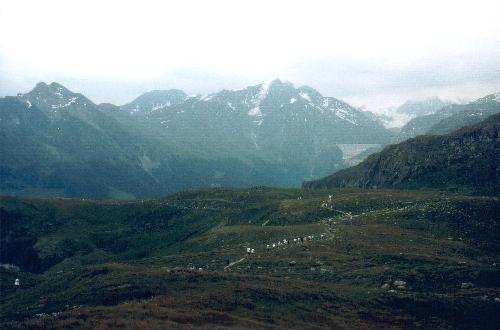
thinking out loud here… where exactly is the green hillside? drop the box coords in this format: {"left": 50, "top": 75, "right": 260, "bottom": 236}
{"left": 1, "top": 188, "right": 499, "bottom": 328}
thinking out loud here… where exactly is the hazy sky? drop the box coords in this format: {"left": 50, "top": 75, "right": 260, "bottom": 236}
{"left": 1, "top": 0, "right": 500, "bottom": 111}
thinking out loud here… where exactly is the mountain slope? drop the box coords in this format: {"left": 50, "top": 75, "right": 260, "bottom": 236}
{"left": 304, "top": 113, "right": 500, "bottom": 195}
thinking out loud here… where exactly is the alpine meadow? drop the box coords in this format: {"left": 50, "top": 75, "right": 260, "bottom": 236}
{"left": 1, "top": 1, "right": 500, "bottom": 329}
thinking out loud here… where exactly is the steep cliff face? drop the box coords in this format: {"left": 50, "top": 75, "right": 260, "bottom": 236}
{"left": 304, "top": 113, "right": 500, "bottom": 195}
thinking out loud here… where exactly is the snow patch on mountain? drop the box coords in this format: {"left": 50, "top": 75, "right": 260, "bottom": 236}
{"left": 299, "top": 92, "right": 311, "bottom": 102}
{"left": 248, "top": 106, "right": 262, "bottom": 117}
{"left": 493, "top": 92, "right": 500, "bottom": 102}
{"left": 247, "top": 83, "right": 269, "bottom": 117}
{"left": 151, "top": 102, "right": 171, "bottom": 111}
{"left": 201, "top": 94, "right": 215, "bottom": 101}
{"left": 50, "top": 97, "right": 78, "bottom": 109}
{"left": 333, "top": 108, "right": 357, "bottom": 125}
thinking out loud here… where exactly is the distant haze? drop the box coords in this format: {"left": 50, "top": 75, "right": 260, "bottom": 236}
{"left": 1, "top": 0, "right": 500, "bottom": 112}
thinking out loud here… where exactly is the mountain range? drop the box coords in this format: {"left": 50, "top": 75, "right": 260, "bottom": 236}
{"left": 2, "top": 81, "right": 500, "bottom": 329}
{"left": 1, "top": 80, "right": 393, "bottom": 199}
{"left": 396, "top": 92, "right": 500, "bottom": 141}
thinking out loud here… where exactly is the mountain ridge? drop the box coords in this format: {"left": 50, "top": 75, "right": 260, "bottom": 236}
{"left": 396, "top": 92, "right": 500, "bottom": 141}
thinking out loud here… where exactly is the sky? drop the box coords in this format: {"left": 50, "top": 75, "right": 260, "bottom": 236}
{"left": 1, "top": 0, "right": 500, "bottom": 112}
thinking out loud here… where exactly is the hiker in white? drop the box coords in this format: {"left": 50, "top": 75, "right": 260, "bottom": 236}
{"left": 14, "top": 278, "right": 20, "bottom": 286}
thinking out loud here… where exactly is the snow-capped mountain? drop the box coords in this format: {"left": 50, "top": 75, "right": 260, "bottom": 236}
{"left": 127, "top": 80, "right": 385, "bottom": 128}
{"left": 1, "top": 80, "right": 394, "bottom": 199}
{"left": 2, "top": 83, "right": 174, "bottom": 199}
{"left": 396, "top": 92, "right": 500, "bottom": 141}
{"left": 17, "top": 82, "right": 94, "bottom": 114}
{"left": 374, "top": 98, "right": 452, "bottom": 129}
{"left": 129, "top": 79, "right": 393, "bottom": 178}
{"left": 474, "top": 91, "right": 500, "bottom": 105}
{"left": 131, "top": 79, "right": 392, "bottom": 143}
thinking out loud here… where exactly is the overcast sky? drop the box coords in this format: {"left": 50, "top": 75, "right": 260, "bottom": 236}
{"left": 1, "top": 0, "right": 500, "bottom": 111}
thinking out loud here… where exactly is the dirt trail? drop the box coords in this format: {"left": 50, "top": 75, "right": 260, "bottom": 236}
{"left": 224, "top": 257, "right": 246, "bottom": 270}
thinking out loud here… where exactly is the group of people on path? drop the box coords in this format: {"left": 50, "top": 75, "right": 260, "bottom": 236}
{"left": 265, "top": 233, "right": 326, "bottom": 251}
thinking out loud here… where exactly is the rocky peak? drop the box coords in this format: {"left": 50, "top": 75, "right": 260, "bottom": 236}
{"left": 296, "top": 85, "right": 324, "bottom": 104}
{"left": 18, "top": 82, "right": 92, "bottom": 112}
{"left": 474, "top": 91, "right": 500, "bottom": 104}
